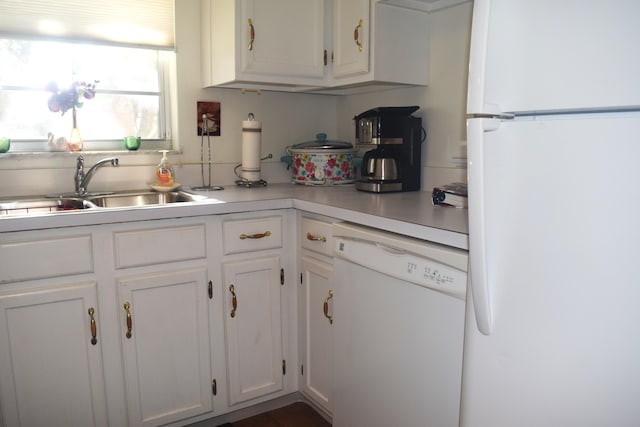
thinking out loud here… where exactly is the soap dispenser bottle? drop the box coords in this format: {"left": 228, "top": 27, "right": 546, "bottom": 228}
{"left": 155, "top": 150, "right": 175, "bottom": 187}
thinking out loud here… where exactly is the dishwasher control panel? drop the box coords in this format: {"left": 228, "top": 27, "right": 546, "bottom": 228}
{"left": 407, "top": 261, "right": 458, "bottom": 287}
{"left": 335, "top": 236, "right": 467, "bottom": 300}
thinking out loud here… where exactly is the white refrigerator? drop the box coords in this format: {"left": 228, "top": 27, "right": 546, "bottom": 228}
{"left": 462, "top": 1, "right": 640, "bottom": 426}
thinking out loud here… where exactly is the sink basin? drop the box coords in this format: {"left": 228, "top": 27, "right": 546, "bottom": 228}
{"left": 0, "top": 196, "right": 93, "bottom": 216}
{"left": 0, "top": 190, "right": 207, "bottom": 216}
{"left": 86, "top": 190, "right": 206, "bottom": 208}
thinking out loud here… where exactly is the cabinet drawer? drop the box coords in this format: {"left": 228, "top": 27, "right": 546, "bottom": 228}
{"left": 0, "top": 234, "right": 93, "bottom": 283}
{"left": 223, "top": 216, "right": 282, "bottom": 255}
{"left": 301, "top": 218, "right": 334, "bottom": 257}
{"left": 114, "top": 225, "right": 206, "bottom": 269}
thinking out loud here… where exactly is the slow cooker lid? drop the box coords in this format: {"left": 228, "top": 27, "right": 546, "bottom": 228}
{"left": 290, "top": 133, "right": 353, "bottom": 150}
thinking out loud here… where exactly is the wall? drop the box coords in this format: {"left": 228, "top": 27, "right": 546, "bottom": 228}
{"left": 0, "top": 0, "right": 472, "bottom": 198}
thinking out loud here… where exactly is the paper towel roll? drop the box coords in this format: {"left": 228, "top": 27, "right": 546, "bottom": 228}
{"left": 242, "top": 114, "right": 262, "bottom": 181}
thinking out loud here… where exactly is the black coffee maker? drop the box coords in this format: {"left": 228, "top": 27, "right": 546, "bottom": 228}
{"left": 354, "top": 106, "right": 423, "bottom": 193}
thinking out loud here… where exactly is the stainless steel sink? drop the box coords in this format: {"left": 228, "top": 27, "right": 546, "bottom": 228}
{"left": 0, "top": 196, "right": 93, "bottom": 216}
{"left": 0, "top": 190, "right": 208, "bottom": 216}
{"left": 86, "top": 190, "right": 206, "bottom": 208}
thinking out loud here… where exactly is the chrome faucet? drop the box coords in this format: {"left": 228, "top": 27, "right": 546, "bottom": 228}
{"left": 74, "top": 156, "right": 119, "bottom": 195}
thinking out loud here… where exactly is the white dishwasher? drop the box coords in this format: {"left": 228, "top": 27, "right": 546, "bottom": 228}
{"left": 331, "top": 223, "right": 468, "bottom": 427}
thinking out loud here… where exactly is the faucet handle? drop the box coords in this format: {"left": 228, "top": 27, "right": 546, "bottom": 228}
{"left": 76, "top": 156, "right": 85, "bottom": 168}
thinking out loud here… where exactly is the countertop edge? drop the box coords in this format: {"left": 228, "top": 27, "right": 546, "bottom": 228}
{"left": 0, "top": 184, "right": 469, "bottom": 250}
{"left": 292, "top": 199, "right": 468, "bottom": 250}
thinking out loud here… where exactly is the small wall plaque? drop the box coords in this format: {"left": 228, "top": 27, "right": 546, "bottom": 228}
{"left": 197, "top": 101, "right": 221, "bottom": 136}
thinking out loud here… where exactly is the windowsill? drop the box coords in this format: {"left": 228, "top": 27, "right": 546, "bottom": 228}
{"left": 0, "top": 149, "right": 180, "bottom": 159}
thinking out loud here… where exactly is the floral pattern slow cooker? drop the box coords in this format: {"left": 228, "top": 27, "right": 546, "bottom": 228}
{"left": 291, "top": 150, "right": 356, "bottom": 185}
{"left": 285, "top": 134, "right": 357, "bottom": 185}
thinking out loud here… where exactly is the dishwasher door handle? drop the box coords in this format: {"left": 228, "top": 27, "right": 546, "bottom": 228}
{"left": 375, "top": 242, "right": 406, "bottom": 255}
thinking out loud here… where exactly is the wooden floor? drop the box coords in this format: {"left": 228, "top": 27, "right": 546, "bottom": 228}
{"left": 219, "top": 402, "right": 330, "bottom": 427}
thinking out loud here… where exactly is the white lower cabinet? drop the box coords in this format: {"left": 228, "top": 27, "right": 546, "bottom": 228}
{"left": 300, "top": 254, "right": 333, "bottom": 414}
{"left": 222, "top": 255, "right": 283, "bottom": 405}
{"left": 298, "top": 216, "right": 337, "bottom": 416}
{"left": 0, "top": 219, "right": 218, "bottom": 427}
{"left": 107, "top": 218, "right": 217, "bottom": 426}
{"left": 0, "top": 209, "right": 297, "bottom": 426}
{"left": 220, "top": 211, "right": 293, "bottom": 407}
{"left": 0, "top": 228, "right": 108, "bottom": 427}
{"left": 0, "top": 280, "right": 108, "bottom": 427}
{"left": 118, "top": 268, "right": 213, "bottom": 426}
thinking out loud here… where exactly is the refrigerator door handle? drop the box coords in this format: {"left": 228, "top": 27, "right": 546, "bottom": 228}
{"left": 466, "top": 0, "right": 491, "bottom": 115}
{"left": 467, "top": 118, "right": 493, "bottom": 335}
{"left": 468, "top": 112, "right": 514, "bottom": 123}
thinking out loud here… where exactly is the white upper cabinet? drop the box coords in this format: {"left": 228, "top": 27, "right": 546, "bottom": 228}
{"left": 202, "top": 0, "right": 327, "bottom": 88}
{"left": 202, "top": 0, "right": 430, "bottom": 92}
{"left": 330, "top": 0, "right": 430, "bottom": 87}
{"left": 331, "top": 0, "right": 370, "bottom": 79}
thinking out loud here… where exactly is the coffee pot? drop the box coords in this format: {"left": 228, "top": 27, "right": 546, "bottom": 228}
{"left": 361, "top": 147, "right": 398, "bottom": 181}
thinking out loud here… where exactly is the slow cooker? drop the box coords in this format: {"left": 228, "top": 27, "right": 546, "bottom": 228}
{"left": 282, "top": 134, "right": 357, "bottom": 185}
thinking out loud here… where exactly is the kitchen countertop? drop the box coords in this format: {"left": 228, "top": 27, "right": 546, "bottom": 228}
{"left": 0, "top": 183, "right": 469, "bottom": 250}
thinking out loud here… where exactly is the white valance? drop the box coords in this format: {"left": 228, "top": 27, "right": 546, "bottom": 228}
{"left": 0, "top": 0, "right": 174, "bottom": 49}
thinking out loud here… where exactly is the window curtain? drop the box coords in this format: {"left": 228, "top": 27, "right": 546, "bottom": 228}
{"left": 0, "top": 0, "right": 174, "bottom": 49}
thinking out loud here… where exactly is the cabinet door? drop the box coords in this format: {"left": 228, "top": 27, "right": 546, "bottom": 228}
{"left": 240, "top": 0, "right": 326, "bottom": 79}
{"left": 223, "top": 255, "right": 283, "bottom": 405}
{"left": 118, "top": 268, "right": 213, "bottom": 427}
{"left": 332, "top": 0, "right": 369, "bottom": 78}
{"left": 0, "top": 281, "right": 108, "bottom": 427}
{"left": 300, "top": 255, "right": 333, "bottom": 414}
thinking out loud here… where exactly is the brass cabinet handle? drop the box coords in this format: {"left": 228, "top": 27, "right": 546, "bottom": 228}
{"left": 354, "top": 19, "right": 364, "bottom": 52}
{"left": 248, "top": 18, "right": 255, "bottom": 51}
{"left": 88, "top": 307, "right": 97, "bottom": 345}
{"left": 306, "top": 232, "right": 327, "bottom": 242}
{"left": 239, "top": 230, "right": 271, "bottom": 240}
{"left": 323, "top": 290, "right": 333, "bottom": 325}
{"left": 229, "top": 284, "right": 238, "bottom": 318}
{"left": 123, "top": 302, "right": 132, "bottom": 339}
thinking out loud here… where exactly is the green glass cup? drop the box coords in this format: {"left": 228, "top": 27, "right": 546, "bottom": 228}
{"left": 0, "top": 137, "right": 10, "bottom": 153}
{"left": 124, "top": 136, "right": 141, "bottom": 151}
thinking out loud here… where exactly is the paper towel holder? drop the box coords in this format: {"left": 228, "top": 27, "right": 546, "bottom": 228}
{"left": 193, "top": 114, "right": 224, "bottom": 191}
{"left": 235, "top": 112, "right": 271, "bottom": 188}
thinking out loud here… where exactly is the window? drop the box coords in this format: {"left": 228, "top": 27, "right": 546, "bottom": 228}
{"left": 0, "top": 38, "right": 174, "bottom": 152}
{"left": 0, "top": 0, "right": 174, "bottom": 153}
